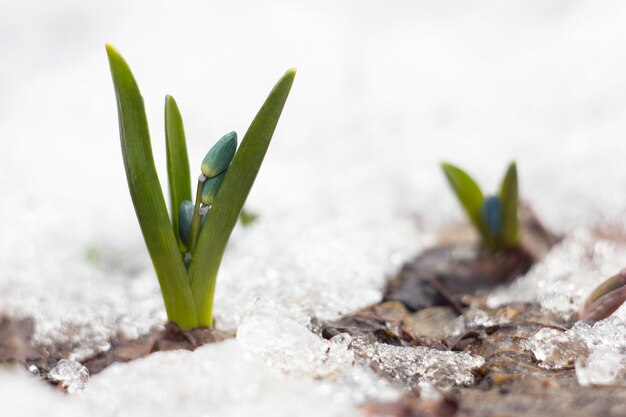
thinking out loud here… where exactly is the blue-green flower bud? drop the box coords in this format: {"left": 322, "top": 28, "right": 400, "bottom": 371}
{"left": 201, "top": 171, "right": 227, "bottom": 205}
{"left": 481, "top": 195, "right": 502, "bottom": 237}
{"left": 201, "top": 131, "right": 237, "bottom": 178}
{"left": 178, "top": 200, "right": 194, "bottom": 247}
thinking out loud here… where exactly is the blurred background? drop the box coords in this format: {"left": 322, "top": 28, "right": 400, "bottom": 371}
{"left": 5, "top": 0, "right": 626, "bottom": 245}
{"left": 3, "top": 0, "right": 626, "bottom": 330}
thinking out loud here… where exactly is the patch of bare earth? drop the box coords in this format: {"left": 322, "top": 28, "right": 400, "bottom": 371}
{"left": 0, "top": 315, "right": 233, "bottom": 391}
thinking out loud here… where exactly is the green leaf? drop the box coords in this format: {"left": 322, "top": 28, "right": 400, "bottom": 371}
{"left": 239, "top": 208, "right": 258, "bottom": 227}
{"left": 499, "top": 161, "right": 519, "bottom": 247}
{"left": 189, "top": 69, "right": 296, "bottom": 326}
{"left": 441, "top": 162, "right": 494, "bottom": 250}
{"left": 106, "top": 45, "right": 197, "bottom": 329}
{"left": 165, "top": 95, "right": 192, "bottom": 253}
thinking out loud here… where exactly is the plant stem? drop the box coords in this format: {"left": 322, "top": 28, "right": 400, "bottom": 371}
{"left": 188, "top": 175, "right": 206, "bottom": 254}
{"left": 189, "top": 69, "right": 296, "bottom": 327}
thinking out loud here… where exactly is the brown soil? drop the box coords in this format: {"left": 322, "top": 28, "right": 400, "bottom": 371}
{"left": 82, "top": 323, "right": 234, "bottom": 374}
{"left": 384, "top": 205, "right": 560, "bottom": 313}
{"left": 0, "top": 315, "right": 233, "bottom": 391}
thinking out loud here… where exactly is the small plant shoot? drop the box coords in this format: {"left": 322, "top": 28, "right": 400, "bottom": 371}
{"left": 441, "top": 162, "right": 519, "bottom": 251}
{"left": 106, "top": 44, "right": 295, "bottom": 328}
{"left": 577, "top": 270, "right": 626, "bottom": 323}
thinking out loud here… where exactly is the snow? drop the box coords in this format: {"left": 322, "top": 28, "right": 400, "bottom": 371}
{"left": 79, "top": 341, "right": 365, "bottom": 417}
{"left": 488, "top": 230, "right": 626, "bottom": 320}
{"left": 576, "top": 345, "right": 624, "bottom": 386}
{"left": 0, "top": 368, "right": 84, "bottom": 416}
{"left": 521, "top": 317, "right": 626, "bottom": 384}
{"left": 3, "top": 0, "right": 626, "bottom": 415}
{"left": 350, "top": 338, "right": 484, "bottom": 389}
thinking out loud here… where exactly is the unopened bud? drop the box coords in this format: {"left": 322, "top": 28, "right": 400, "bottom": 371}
{"left": 481, "top": 195, "right": 502, "bottom": 237}
{"left": 200, "top": 131, "right": 237, "bottom": 178}
{"left": 178, "top": 200, "right": 194, "bottom": 247}
{"left": 201, "top": 171, "right": 227, "bottom": 206}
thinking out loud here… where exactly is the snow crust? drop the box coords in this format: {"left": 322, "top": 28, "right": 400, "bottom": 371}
{"left": 488, "top": 230, "right": 626, "bottom": 320}
{"left": 3, "top": 0, "right": 626, "bottom": 415}
{"left": 79, "top": 341, "right": 366, "bottom": 417}
{"left": 522, "top": 317, "right": 626, "bottom": 384}
{"left": 350, "top": 336, "right": 484, "bottom": 389}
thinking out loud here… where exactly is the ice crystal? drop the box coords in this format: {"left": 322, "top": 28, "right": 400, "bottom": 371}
{"left": 351, "top": 338, "right": 484, "bottom": 389}
{"left": 447, "top": 307, "right": 511, "bottom": 336}
{"left": 524, "top": 328, "right": 587, "bottom": 369}
{"left": 523, "top": 317, "right": 626, "bottom": 381}
{"left": 48, "top": 359, "right": 89, "bottom": 393}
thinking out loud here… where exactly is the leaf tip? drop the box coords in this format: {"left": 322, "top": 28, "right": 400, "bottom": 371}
{"left": 440, "top": 162, "right": 456, "bottom": 176}
{"left": 105, "top": 43, "right": 121, "bottom": 60}
{"left": 165, "top": 94, "right": 178, "bottom": 109}
{"left": 507, "top": 161, "right": 517, "bottom": 174}
{"left": 276, "top": 68, "right": 296, "bottom": 90}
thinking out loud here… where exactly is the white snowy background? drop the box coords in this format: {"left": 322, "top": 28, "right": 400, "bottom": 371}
{"left": 2, "top": 0, "right": 626, "bottom": 415}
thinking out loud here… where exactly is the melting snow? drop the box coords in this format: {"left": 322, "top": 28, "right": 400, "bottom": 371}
{"left": 488, "top": 230, "right": 626, "bottom": 319}
{"left": 3, "top": 0, "right": 626, "bottom": 415}
{"left": 521, "top": 317, "right": 626, "bottom": 383}
{"left": 490, "top": 232, "right": 626, "bottom": 382}
{"left": 576, "top": 345, "right": 624, "bottom": 386}
{"left": 351, "top": 337, "right": 484, "bottom": 389}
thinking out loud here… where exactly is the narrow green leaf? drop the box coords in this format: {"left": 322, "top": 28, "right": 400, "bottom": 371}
{"left": 499, "top": 161, "right": 519, "bottom": 247}
{"left": 441, "top": 162, "right": 494, "bottom": 249}
{"left": 189, "top": 69, "right": 296, "bottom": 326}
{"left": 165, "top": 95, "right": 192, "bottom": 252}
{"left": 106, "top": 45, "right": 197, "bottom": 329}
